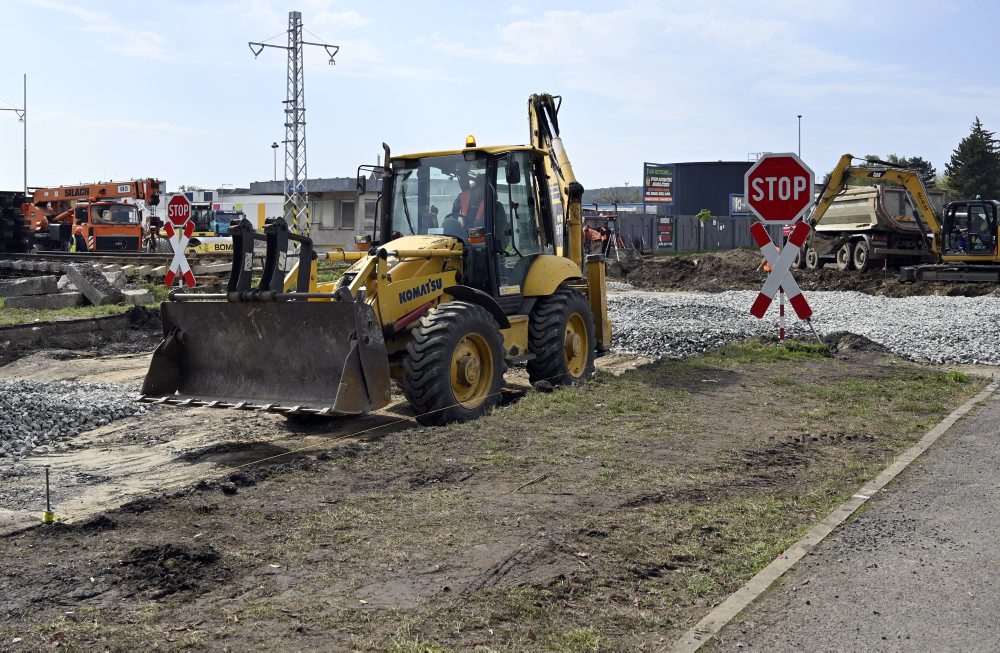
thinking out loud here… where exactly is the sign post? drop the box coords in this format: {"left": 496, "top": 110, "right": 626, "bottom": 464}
{"left": 743, "top": 153, "right": 815, "bottom": 340}
{"left": 165, "top": 195, "right": 196, "bottom": 288}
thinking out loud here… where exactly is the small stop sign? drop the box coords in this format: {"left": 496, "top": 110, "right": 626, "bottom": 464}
{"left": 744, "top": 153, "right": 815, "bottom": 223}
{"left": 167, "top": 195, "right": 191, "bottom": 227}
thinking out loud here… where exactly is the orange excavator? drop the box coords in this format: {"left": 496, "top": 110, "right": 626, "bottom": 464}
{"left": 22, "top": 179, "right": 162, "bottom": 252}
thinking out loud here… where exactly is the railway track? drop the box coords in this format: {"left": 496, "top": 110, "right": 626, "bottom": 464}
{"left": 0, "top": 251, "right": 230, "bottom": 267}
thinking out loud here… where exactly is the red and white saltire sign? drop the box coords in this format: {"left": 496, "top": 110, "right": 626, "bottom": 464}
{"left": 749, "top": 221, "right": 812, "bottom": 319}
{"left": 164, "top": 220, "right": 196, "bottom": 287}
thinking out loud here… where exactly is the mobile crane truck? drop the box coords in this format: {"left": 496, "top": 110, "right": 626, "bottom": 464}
{"left": 140, "top": 93, "right": 611, "bottom": 425}
{"left": 22, "top": 179, "right": 162, "bottom": 252}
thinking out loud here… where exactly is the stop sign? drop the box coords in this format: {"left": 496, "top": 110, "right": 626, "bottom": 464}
{"left": 744, "top": 152, "right": 815, "bottom": 223}
{"left": 166, "top": 195, "right": 191, "bottom": 227}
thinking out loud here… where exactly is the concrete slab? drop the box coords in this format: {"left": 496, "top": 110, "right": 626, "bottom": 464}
{"left": 121, "top": 288, "right": 154, "bottom": 305}
{"left": 65, "top": 264, "right": 124, "bottom": 306}
{"left": 4, "top": 291, "right": 87, "bottom": 309}
{"left": 191, "top": 262, "right": 231, "bottom": 275}
{"left": 56, "top": 275, "right": 78, "bottom": 292}
{"left": 0, "top": 275, "right": 58, "bottom": 298}
{"left": 101, "top": 269, "right": 127, "bottom": 289}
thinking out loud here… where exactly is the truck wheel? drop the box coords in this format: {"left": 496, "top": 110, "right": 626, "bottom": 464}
{"left": 854, "top": 239, "right": 872, "bottom": 272}
{"left": 402, "top": 301, "right": 507, "bottom": 426}
{"left": 836, "top": 243, "right": 855, "bottom": 271}
{"left": 527, "top": 287, "right": 596, "bottom": 387}
{"left": 155, "top": 239, "right": 173, "bottom": 253}
{"left": 793, "top": 247, "right": 806, "bottom": 269}
{"left": 805, "top": 247, "right": 819, "bottom": 270}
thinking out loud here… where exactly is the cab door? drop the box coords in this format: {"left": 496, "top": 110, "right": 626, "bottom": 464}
{"left": 491, "top": 151, "right": 546, "bottom": 313}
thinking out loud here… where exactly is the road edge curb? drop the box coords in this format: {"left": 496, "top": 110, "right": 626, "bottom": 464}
{"left": 671, "top": 376, "right": 1000, "bottom": 652}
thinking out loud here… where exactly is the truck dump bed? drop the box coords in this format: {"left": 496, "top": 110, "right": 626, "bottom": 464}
{"left": 814, "top": 186, "right": 947, "bottom": 234}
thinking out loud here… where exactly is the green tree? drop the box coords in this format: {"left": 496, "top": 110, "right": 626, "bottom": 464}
{"left": 595, "top": 185, "right": 641, "bottom": 204}
{"left": 945, "top": 117, "right": 1000, "bottom": 198}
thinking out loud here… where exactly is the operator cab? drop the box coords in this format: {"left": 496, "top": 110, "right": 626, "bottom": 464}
{"left": 942, "top": 200, "right": 999, "bottom": 256}
{"left": 381, "top": 148, "right": 554, "bottom": 312}
{"left": 76, "top": 202, "right": 138, "bottom": 225}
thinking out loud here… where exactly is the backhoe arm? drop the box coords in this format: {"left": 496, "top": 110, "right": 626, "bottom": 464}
{"left": 528, "top": 94, "right": 585, "bottom": 270}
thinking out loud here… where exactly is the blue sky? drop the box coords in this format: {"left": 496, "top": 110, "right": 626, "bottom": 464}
{"left": 0, "top": 0, "right": 997, "bottom": 192}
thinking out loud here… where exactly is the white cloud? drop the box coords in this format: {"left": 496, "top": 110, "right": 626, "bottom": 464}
{"left": 21, "top": 0, "right": 174, "bottom": 60}
{"left": 36, "top": 110, "right": 206, "bottom": 136}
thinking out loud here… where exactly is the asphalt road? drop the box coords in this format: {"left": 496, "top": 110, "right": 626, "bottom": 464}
{"left": 712, "top": 385, "right": 1000, "bottom": 652}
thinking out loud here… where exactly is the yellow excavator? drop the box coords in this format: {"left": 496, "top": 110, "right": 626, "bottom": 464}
{"left": 140, "top": 93, "right": 611, "bottom": 425}
{"left": 805, "top": 154, "right": 1000, "bottom": 281}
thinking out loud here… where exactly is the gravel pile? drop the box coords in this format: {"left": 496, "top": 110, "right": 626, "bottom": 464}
{"left": 606, "top": 280, "right": 635, "bottom": 292}
{"left": 0, "top": 380, "right": 146, "bottom": 460}
{"left": 609, "top": 290, "right": 1000, "bottom": 365}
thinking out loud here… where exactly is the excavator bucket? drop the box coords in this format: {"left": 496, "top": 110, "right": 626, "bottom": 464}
{"left": 140, "top": 299, "right": 391, "bottom": 416}
{"left": 139, "top": 216, "right": 390, "bottom": 417}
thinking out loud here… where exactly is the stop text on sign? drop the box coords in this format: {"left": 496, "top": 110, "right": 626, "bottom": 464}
{"left": 743, "top": 152, "right": 815, "bottom": 224}
{"left": 168, "top": 203, "right": 189, "bottom": 220}
{"left": 749, "top": 175, "right": 809, "bottom": 202}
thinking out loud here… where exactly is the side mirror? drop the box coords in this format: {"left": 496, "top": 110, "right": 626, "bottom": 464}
{"left": 505, "top": 160, "right": 521, "bottom": 185}
{"left": 357, "top": 175, "right": 367, "bottom": 195}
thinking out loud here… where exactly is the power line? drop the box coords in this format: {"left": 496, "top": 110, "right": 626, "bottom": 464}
{"left": 249, "top": 11, "right": 339, "bottom": 238}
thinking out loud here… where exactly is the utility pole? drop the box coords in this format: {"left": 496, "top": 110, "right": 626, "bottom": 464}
{"left": 797, "top": 114, "right": 802, "bottom": 158}
{"left": 250, "top": 11, "right": 339, "bottom": 238}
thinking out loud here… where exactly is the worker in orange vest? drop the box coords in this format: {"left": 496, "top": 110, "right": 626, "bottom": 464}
{"left": 452, "top": 175, "right": 485, "bottom": 228}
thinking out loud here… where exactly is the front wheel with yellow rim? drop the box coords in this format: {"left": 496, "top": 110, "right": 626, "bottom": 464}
{"left": 527, "top": 287, "right": 596, "bottom": 387}
{"left": 402, "top": 302, "right": 507, "bottom": 426}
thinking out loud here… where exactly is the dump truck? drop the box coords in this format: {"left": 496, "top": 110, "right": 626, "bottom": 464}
{"left": 801, "top": 155, "right": 947, "bottom": 271}
{"left": 140, "top": 93, "right": 610, "bottom": 425}
{"left": 803, "top": 154, "right": 1000, "bottom": 281}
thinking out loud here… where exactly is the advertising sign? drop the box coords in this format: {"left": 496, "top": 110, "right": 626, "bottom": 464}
{"left": 643, "top": 163, "right": 674, "bottom": 204}
{"left": 729, "top": 193, "right": 750, "bottom": 217}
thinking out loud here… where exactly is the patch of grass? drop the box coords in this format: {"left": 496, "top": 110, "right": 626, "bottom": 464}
{"left": 317, "top": 265, "right": 349, "bottom": 284}
{"left": 0, "top": 298, "right": 131, "bottom": 326}
{"left": 387, "top": 638, "right": 449, "bottom": 653}
{"left": 139, "top": 278, "right": 171, "bottom": 303}
{"left": 543, "top": 626, "right": 610, "bottom": 652}
{"left": 711, "top": 339, "right": 830, "bottom": 364}
{"left": 768, "top": 374, "right": 797, "bottom": 387}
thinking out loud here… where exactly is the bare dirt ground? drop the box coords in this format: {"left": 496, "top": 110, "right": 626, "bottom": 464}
{"left": 0, "top": 335, "right": 988, "bottom": 651}
{"left": 626, "top": 249, "right": 1000, "bottom": 297}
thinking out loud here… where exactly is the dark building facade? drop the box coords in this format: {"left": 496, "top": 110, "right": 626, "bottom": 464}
{"left": 671, "top": 161, "right": 753, "bottom": 218}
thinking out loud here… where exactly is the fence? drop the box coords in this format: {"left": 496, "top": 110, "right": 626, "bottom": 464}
{"left": 591, "top": 212, "right": 786, "bottom": 254}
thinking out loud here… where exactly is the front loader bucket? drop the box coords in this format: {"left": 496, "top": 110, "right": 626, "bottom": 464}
{"left": 139, "top": 300, "right": 391, "bottom": 417}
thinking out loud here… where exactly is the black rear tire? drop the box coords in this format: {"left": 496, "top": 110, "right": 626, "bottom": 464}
{"left": 527, "top": 287, "right": 597, "bottom": 387}
{"left": 854, "top": 239, "right": 872, "bottom": 272}
{"left": 805, "top": 247, "right": 819, "bottom": 270}
{"left": 793, "top": 247, "right": 806, "bottom": 269}
{"left": 402, "top": 302, "right": 507, "bottom": 426}
{"left": 836, "top": 243, "right": 855, "bottom": 271}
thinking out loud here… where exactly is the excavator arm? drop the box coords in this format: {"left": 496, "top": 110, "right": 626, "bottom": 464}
{"left": 528, "top": 94, "right": 586, "bottom": 269}
{"left": 813, "top": 154, "right": 942, "bottom": 256}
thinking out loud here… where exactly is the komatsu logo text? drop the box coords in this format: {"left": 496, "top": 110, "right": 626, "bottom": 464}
{"left": 399, "top": 278, "right": 443, "bottom": 304}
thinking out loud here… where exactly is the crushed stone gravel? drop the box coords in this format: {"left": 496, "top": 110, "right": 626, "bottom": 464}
{"left": 0, "top": 379, "right": 145, "bottom": 461}
{"left": 609, "top": 290, "right": 1000, "bottom": 365}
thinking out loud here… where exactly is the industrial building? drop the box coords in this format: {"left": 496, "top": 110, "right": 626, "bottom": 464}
{"left": 159, "top": 176, "right": 379, "bottom": 250}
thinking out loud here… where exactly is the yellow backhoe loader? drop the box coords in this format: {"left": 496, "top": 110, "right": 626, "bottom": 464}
{"left": 140, "top": 94, "right": 611, "bottom": 425}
